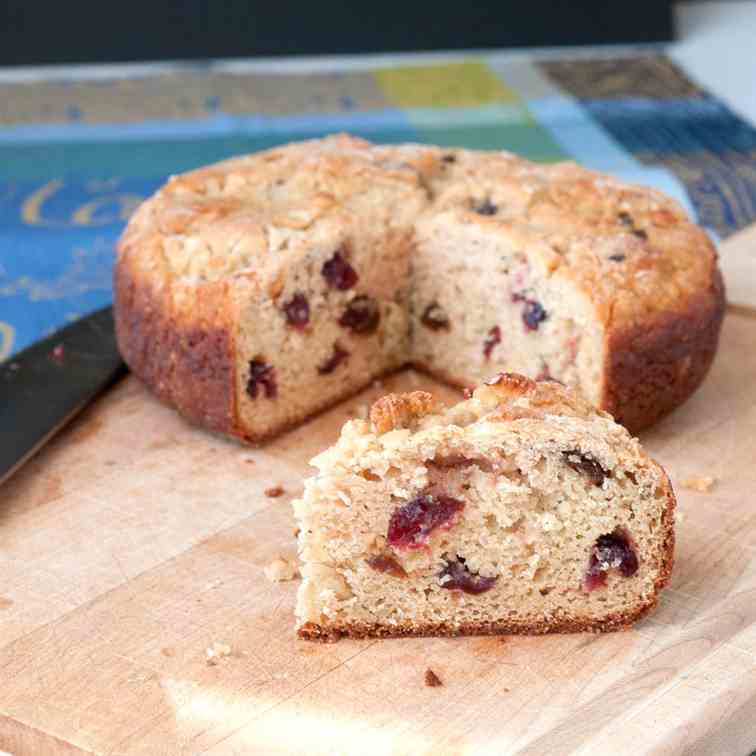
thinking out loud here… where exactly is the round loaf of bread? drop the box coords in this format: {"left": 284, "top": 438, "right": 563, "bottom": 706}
{"left": 114, "top": 134, "right": 725, "bottom": 441}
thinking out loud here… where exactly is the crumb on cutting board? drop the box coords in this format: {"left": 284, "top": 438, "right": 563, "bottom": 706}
{"left": 425, "top": 668, "right": 443, "bottom": 687}
{"left": 265, "top": 485, "right": 286, "bottom": 498}
{"left": 264, "top": 557, "right": 299, "bottom": 582}
{"left": 681, "top": 475, "right": 716, "bottom": 492}
{"left": 206, "top": 641, "right": 232, "bottom": 665}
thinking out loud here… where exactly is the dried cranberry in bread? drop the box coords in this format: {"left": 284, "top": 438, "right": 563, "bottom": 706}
{"left": 114, "top": 134, "right": 724, "bottom": 441}
{"left": 295, "top": 374, "right": 675, "bottom": 640}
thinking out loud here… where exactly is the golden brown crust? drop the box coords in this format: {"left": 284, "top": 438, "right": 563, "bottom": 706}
{"left": 297, "top": 599, "right": 658, "bottom": 641}
{"left": 601, "top": 266, "right": 725, "bottom": 432}
{"left": 655, "top": 467, "right": 677, "bottom": 593}
{"left": 368, "top": 372, "right": 605, "bottom": 432}
{"left": 113, "top": 248, "right": 239, "bottom": 437}
{"left": 369, "top": 391, "right": 436, "bottom": 433}
{"left": 476, "top": 372, "right": 602, "bottom": 422}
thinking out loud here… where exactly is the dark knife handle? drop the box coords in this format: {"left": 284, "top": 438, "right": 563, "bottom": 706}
{"left": 0, "top": 306, "right": 127, "bottom": 486}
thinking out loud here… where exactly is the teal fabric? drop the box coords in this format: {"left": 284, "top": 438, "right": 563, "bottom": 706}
{"left": 2, "top": 54, "right": 755, "bottom": 359}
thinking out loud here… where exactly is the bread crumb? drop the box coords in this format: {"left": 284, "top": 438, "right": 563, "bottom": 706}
{"left": 244, "top": 458, "right": 256, "bottom": 465}
{"left": 681, "top": 476, "right": 715, "bottom": 492}
{"left": 425, "top": 668, "right": 443, "bottom": 687}
{"left": 206, "top": 641, "right": 232, "bottom": 665}
{"left": 264, "top": 557, "right": 299, "bottom": 582}
{"left": 161, "top": 647, "right": 175, "bottom": 657}
{"left": 336, "top": 490, "right": 352, "bottom": 507}
{"left": 265, "top": 485, "right": 286, "bottom": 498}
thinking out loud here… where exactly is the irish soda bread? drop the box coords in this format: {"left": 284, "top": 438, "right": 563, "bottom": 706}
{"left": 114, "top": 134, "right": 724, "bottom": 440}
{"left": 294, "top": 374, "right": 675, "bottom": 640}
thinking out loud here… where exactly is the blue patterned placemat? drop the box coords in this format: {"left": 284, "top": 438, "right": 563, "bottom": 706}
{"left": 1, "top": 54, "right": 755, "bottom": 359}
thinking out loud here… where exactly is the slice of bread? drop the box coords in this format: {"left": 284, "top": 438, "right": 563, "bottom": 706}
{"left": 294, "top": 373, "right": 675, "bottom": 640}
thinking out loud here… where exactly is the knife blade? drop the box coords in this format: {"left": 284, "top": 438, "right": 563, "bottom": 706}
{"left": 0, "top": 306, "right": 126, "bottom": 486}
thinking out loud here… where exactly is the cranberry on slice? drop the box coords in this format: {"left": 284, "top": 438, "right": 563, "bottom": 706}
{"left": 283, "top": 292, "right": 310, "bottom": 329}
{"left": 366, "top": 553, "right": 407, "bottom": 578}
{"left": 522, "top": 300, "right": 547, "bottom": 331}
{"left": 317, "top": 343, "right": 349, "bottom": 375}
{"left": 387, "top": 493, "right": 464, "bottom": 550}
{"left": 247, "top": 359, "right": 277, "bottom": 399}
{"left": 439, "top": 557, "right": 497, "bottom": 594}
{"left": 322, "top": 250, "right": 358, "bottom": 290}
{"left": 473, "top": 198, "right": 498, "bottom": 216}
{"left": 584, "top": 529, "right": 639, "bottom": 591}
{"left": 421, "top": 302, "right": 450, "bottom": 331}
{"left": 563, "top": 450, "right": 609, "bottom": 487}
{"left": 584, "top": 563, "right": 608, "bottom": 591}
{"left": 483, "top": 326, "right": 501, "bottom": 360}
{"left": 339, "top": 295, "right": 380, "bottom": 334}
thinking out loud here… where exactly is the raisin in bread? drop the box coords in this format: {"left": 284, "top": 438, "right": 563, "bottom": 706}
{"left": 114, "top": 134, "right": 724, "bottom": 440}
{"left": 294, "top": 374, "right": 675, "bottom": 640}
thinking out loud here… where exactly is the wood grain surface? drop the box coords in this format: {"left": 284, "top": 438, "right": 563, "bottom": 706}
{"left": 1, "top": 227, "right": 755, "bottom": 756}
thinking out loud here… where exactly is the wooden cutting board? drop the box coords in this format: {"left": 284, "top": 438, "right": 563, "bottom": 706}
{"left": 2, "top": 228, "right": 756, "bottom": 756}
